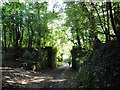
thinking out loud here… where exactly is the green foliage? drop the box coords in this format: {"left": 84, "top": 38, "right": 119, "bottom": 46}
{"left": 76, "top": 40, "right": 120, "bottom": 88}
{"left": 76, "top": 66, "right": 93, "bottom": 88}
{"left": 22, "top": 50, "right": 36, "bottom": 61}
{"left": 20, "top": 48, "right": 48, "bottom": 70}
{"left": 64, "top": 2, "right": 98, "bottom": 50}
{"left": 56, "top": 61, "right": 63, "bottom": 67}
{"left": 2, "top": 1, "right": 120, "bottom": 88}
{"left": 2, "top": 2, "right": 59, "bottom": 50}
{"left": 2, "top": 1, "right": 119, "bottom": 52}
{"left": 37, "top": 49, "right": 48, "bottom": 68}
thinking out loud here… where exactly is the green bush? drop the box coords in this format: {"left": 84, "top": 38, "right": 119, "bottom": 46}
{"left": 36, "top": 48, "right": 48, "bottom": 70}
{"left": 21, "top": 48, "right": 48, "bottom": 70}
{"left": 76, "top": 40, "right": 120, "bottom": 88}
{"left": 22, "top": 50, "right": 37, "bottom": 61}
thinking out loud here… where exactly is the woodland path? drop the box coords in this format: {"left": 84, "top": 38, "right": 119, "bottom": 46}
{"left": 2, "top": 62, "right": 77, "bottom": 89}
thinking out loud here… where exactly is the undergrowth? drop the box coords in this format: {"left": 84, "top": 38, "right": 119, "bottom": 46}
{"left": 76, "top": 40, "right": 120, "bottom": 88}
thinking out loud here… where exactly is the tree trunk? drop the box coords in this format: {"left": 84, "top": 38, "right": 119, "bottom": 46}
{"left": 106, "top": 3, "right": 110, "bottom": 41}
{"left": 28, "top": 25, "right": 34, "bottom": 50}
{"left": 28, "top": 26, "right": 32, "bottom": 50}
{"left": 76, "top": 28, "right": 82, "bottom": 49}
{"left": 3, "top": 25, "right": 7, "bottom": 52}
{"left": 30, "top": 26, "right": 34, "bottom": 48}
{"left": 2, "top": 39, "right": 4, "bottom": 49}
{"left": 102, "top": 2, "right": 110, "bottom": 42}
{"left": 91, "top": 3, "right": 105, "bottom": 34}
{"left": 36, "top": 3, "right": 41, "bottom": 49}
{"left": 15, "top": 23, "right": 20, "bottom": 50}
{"left": 19, "top": 25, "right": 23, "bottom": 48}
{"left": 8, "top": 23, "right": 12, "bottom": 48}
{"left": 108, "top": 2, "right": 120, "bottom": 41}
{"left": 37, "top": 31, "right": 41, "bottom": 48}
{"left": 11, "top": 23, "right": 15, "bottom": 48}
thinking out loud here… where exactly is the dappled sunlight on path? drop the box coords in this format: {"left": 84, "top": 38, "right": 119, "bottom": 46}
{"left": 1, "top": 63, "right": 77, "bottom": 88}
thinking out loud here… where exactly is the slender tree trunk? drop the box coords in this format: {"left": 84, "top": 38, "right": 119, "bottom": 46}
{"left": 106, "top": 2, "right": 110, "bottom": 41}
{"left": 37, "top": 31, "right": 41, "bottom": 48}
{"left": 28, "top": 26, "right": 31, "bottom": 50}
{"left": 8, "top": 30, "right": 12, "bottom": 48}
{"left": 108, "top": 2, "right": 119, "bottom": 40}
{"left": 2, "top": 10, "right": 6, "bottom": 52}
{"left": 102, "top": 2, "right": 109, "bottom": 42}
{"left": 76, "top": 28, "right": 82, "bottom": 49}
{"left": 15, "top": 23, "right": 20, "bottom": 49}
{"left": 2, "top": 40, "right": 4, "bottom": 49}
{"left": 91, "top": 3, "right": 105, "bottom": 34}
{"left": 19, "top": 24, "right": 23, "bottom": 48}
{"left": 3, "top": 25, "right": 6, "bottom": 52}
{"left": 8, "top": 24, "right": 12, "bottom": 48}
{"left": 30, "top": 26, "right": 34, "bottom": 48}
{"left": 102, "top": 2, "right": 106, "bottom": 29}
{"left": 82, "top": 3, "right": 97, "bottom": 42}
{"left": 13, "top": 24, "right": 16, "bottom": 48}
{"left": 37, "top": 5, "right": 41, "bottom": 49}
{"left": 28, "top": 25, "right": 34, "bottom": 50}
{"left": 91, "top": 3, "right": 111, "bottom": 42}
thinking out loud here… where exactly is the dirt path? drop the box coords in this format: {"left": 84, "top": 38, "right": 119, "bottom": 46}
{"left": 2, "top": 63, "right": 78, "bottom": 89}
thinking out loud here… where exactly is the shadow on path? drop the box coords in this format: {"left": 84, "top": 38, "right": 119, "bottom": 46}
{"left": 2, "top": 62, "right": 77, "bottom": 89}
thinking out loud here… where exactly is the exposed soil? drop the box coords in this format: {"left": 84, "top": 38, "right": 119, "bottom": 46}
{"left": 2, "top": 61, "right": 78, "bottom": 89}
